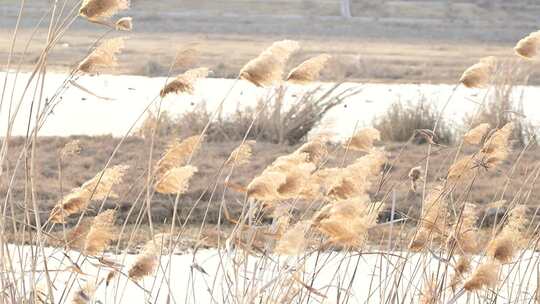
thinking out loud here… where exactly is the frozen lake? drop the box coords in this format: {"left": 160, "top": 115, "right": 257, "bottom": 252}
{"left": 1, "top": 71, "right": 539, "bottom": 139}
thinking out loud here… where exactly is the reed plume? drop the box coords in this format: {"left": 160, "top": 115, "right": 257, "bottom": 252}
{"left": 71, "top": 282, "right": 96, "bottom": 304}
{"left": 173, "top": 47, "right": 200, "bottom": 69}
{"left": 486, "top": 205, "right": 527, "bottom": 263}
{"left": 480, "top": 122, "right": 513, "bottom": 168}
{"left": 447, "top": 203, "right": 478, "bottom": 254}
{"left": 346, "top": 128, "right": 381, "bottom": 152}
{"left": 155, "top": 135, "right": 203, "bottom": 177}
{"left": 295, "top": 139, "right": 328, "bottom": 165}
{"left": 450, "top": 256, "right": 471, "bottom": 292}
{"left": 77, "top": 37, "right": 124, "bottom": 73}
{"left": 83, "top": 209, "right": 116, "bottom": 255}
{"left": 514, "top": 30, "right": 540, "bottom": 59}
{"left": 79, "top": 0, "right": 129, "bottom": 20}
{"left": 275, "top": 221, "right": 311, "bottom": 255}
{"left": 60, "top": 140, "right": 82, "bottom": 158}
{"left": 313, "top": 197, "right": 382, "bottom": 248}
{"left": 155, "top": 165, "right": 198, "bottom": 194}
{"left": 286, "top": 54, "right": 331, "bottom": 84}
{"left": 49, "top": 165, "right": 128, "bottom": 223}
{"left": 459, "top": 56, "right": 496, "bottom": 88}
{"left": 115, "top": 16, "right": 132, "bottom": 31}
{"left": 463, "top": 123, "right": 491, "bottom": 145}
{"left": 225, "top": 140, "right": 255, "bottom": 167}
{"left": 128, "top": 235, "right": 170, "bottom": 281}
{"left": 408, "top": 166, "right": 422, "bottom": 192}
{"left": 463, "top": 261, "right": 500, "bottom": 292}
{"left": 239, "top": 40, "right": 300, "bottom": 87}
{"left": 159, "top": 67, "right": 209, "bottom": 97}
{"left": 409, "top": 186, "right": 447, "bottom": 251}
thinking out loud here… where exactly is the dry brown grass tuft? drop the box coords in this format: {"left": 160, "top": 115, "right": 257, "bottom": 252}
{"left": 83, "top": 210, "right": 116, "bottom": 255}
{"left": 77, "top": 37, "right": 125, "bottom": 73}
{"left": 159, "top": 67, "right": 209, "bottom": 97}
{"left": 463, "top": 261, "right": 500, "bottom": 292}
{"left": 79, "top": 0, "right": 129, "bottom": 21}
{"left": 514, "top": 30, "right": 540, "bottom": 59}
{"left": 286, "top": 54, "right": 331, "bottom": 84}
{"left": 239, "top": 40, "right": 300, "bottom": 87}
{"left": 155, "top": 165, "right": 198, "bottom": 194}
{"left": 115, "top": 17, "right": 132, "bottom": 31}
{"left": 460, "top": 56, "right": 497, "bottom": 88}
{"left": 463, "top": 123, "right": 491, "bottom": 145}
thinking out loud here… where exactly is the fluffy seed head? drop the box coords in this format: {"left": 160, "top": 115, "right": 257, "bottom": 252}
{"left": 346, "top": 128, "right": 381, "bottom": 152}
{"left": 481, "top": 122, "right": 513, "bottom": 168}
{"left": 79, "top": 0, "right": 129, "bottom": 20}
{"left": 225, "top": 140, "right": 255, "bottom": 167}
{"left": 173, "top": 47, "right": 200, "bottom": 69}
{"left": 286, "top": 54, "right": 331, "bottom": 84}
{"left": 486, "top": 205, "right": 528, "bottom": 263}
{"left": 71, "top": 282, "right": 96, "bottom": 304}
{"left": 239, "top": 40, "right": 300, "bottom": 87}
{"left": 155, "top": 165, "right": 198, "bottom": 194}
{"left": 60, "top": 140, "right": 82, "bottom": 158}
{"left": 460, "top": 56, "right": 497, "bottom": 88}
{"left": 155, "top": 135, "right": 204, "bottom": 177}
{"left": 408, "top": 166, "right": 422, "bottom": 192}
{"left": 160, "top": 67, "right": 209, "bottom": 97}
{"left": 463, "top": 123, "right": 491, "bottom": 145}
{"left": 275, "top": 221, "right": 311, "bottom": 255}
{"left": 463, "top": 262, "right": 500, "bottom": 292}
{"left": 77, "top": 37, "right": 124, "bottom": 73}
{"left": 514, "top": 30, "right": 540, "bottom": 59}
{"left": 83, "top": 210, "right": 116, "bottom": 255}
{"left": 447, "top": 203, "right": 479, "bottom": 255}
{"left": 295, "top": 139, "right": 328, "bottom": 165}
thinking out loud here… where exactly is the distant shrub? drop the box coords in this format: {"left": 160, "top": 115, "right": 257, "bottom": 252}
{"left": 373, "top": 98, "right": 454, "bottom": 144}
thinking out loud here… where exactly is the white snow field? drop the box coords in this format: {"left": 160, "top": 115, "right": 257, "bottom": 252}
{"left": 1, "top": 71, "right": 539, "bottom": 139}
{"left": 4, "top": 244, "right": 540, "bottom": 303}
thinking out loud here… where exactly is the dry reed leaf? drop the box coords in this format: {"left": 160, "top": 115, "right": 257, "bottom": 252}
{"left": 155, "top": 135, "right": 204, "bottom": 177}
{"left": 83, "top": 209, "right": 116, "bottom": 255}
{"left": 463, "top": 123, "right": 491, "bottom": 145}
{"left": 77, "top": 37, "right": 124, "bottom": 73}
{"left": 463, "top": 261, "right": 500, "bottom": 292}
{"left": 275, "top": 221, "right": 311, "bottom": 255}
{"left": 286, "top": 54, "right": 331, "bottom": 84}
{"left": 115, "top": 16, "right": 132, "bottom": 31}
{"left": 71, "top": 282, "right": 96, "bottom": 304}
{"left": 80, "top": 0, "right": 129, "bottom": 20}
{"left": 160, "top": 67, "right": 209, "bottom": 97}
{"left": 346, "top": 128, "right": 381, "bottom": 152}
{"left": 239, "top": 40, "right": 300, "bottom": 87}
{"left": 49, "top": 165, "right": 128, "bottom": 223}
{"left": 225, "top": 140, "right": 255, "bottom": 167}
{"left": 514, "top": 30, "right": 540, "bottom": 59}
{"left": 314, "top": 197, "right": 381, "bottom": 248}
{"left": 155, "top": 165, "right": 198, "bottom": 194}
{"left": 459, "top": 56, "right": 497, "bottom": 88}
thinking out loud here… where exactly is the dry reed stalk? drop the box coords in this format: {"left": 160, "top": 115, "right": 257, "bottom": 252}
{"left": 313, "top": 197, "right": 382, "bottom": 248}
{"left": 224, "top": 140, "right": 255, "bottom": 167}
{"left": 346, "top": 128, "right": 381, "bottom": 152}
{"left": 159, "top": 67, "right": 209, "bottom": 97}
{"left": 420, "top": 276, "right": 438, "bottom": 304}
{"left": 115, "top": 16, "right": 132, "bottom": 31}
{"left": 463, "top": 123, "right": 491, "bottom": 145}
{"left": 460, "top": 56, "right": 497, "bottom": 88}
{"left": 79, "top": 0, "right": 129, "bottom": 20}
{"left": 463, "top": 261, "right": 500, "bottom": 292}
{"left": 49, "top": 165, "right": 128, "bottom": 223}
{"left": 486, "top": 205, "right": 527, "bottom": 263}
{"left": 239, "top": 40, "right": 300, "bottom": 87}
{"left": 77, "top": 37, "right": 124, "bottom": 73}
{"left": 286, "top": 54, "right": 331, "bottom": 84}
{"left": 83, "top": 209, "right": 116, "bottom": 255}
{"left": 155, "top": 165, "right": 198, "bottom": 194}
{"left": 447, "top": 203, "right": 479, "bottom": 254}
{"left": 275, "top": 221, "right": 311, "bottom": 255}
{"left": 155, "top": 135, "right": 204, "bottom": 177}
{"left": 514, "top": 30, "right": 540, "bottom": 59}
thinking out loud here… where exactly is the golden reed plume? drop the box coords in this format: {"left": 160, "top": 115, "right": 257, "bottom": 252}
{"left": 239, "top": 40, "right": 300, "bottom": 87}
{"left": 224, "top": 140, "right": 255, "bottom": 167}
{"left": 60, "top": 139, "right": 82, "bottom": 158}
{"left": 173, "top": 47, "right": 200, "bottom": 70}
{"left": 408, "top": 166, "right": 422, "bottom": 192}
{"left": 49, "top": 165, "right": 128, "bottom": 223}
{"left": 77, "top": 37, "right": 124, "bottom": 73}
{"left": 463, "top": 261, "right": 500, "bottom": 292}
{"left": 71, "top": 282, "right": 96, "bottom": 304}
{"left": 155, "top": 135, "right": 204, "bottom": 177}
{"left": 409, "top": 186, "right": 447, "bottom": 252}
{"left": 286, "top": 54, "right": 331, "bottom": 84}
{"left": 463, "top": 123, "right": 491, "bottom": 145}
{"left": 459, "top": 56, "right": 496, "bottom": 88}
{"left": 449, "top": 256, "right": 471, "bottom": 292}
{"left": 155, "top": 165, "right": 198, "bottom": 194}
{"left": 159, "top": 67, "right": 210, "bottom": 97}
{"left": 295, "top": 138, "right": 328, "bottom": 165}
{"left": 128, "top": 234, "right": 171, "bottom": 281}
{"left": 83, "top": 209, "right": 116, "bottom": 256}
{"left": 115, "top": 16, "right": 132, "bottom": 31}
{"left": 447, "top": 203, "right": 479, "bottom": 255}
{"left": 486, "top": 205, "right": 527, "bottom": 263}
{"left": 514, "top": 30, "right": 540, "bottom": 59}
{"left": 346, "top": 128, "right": 381, "bottom": 152}
{"left": 80, "top": 0, "right": 129, "bottom": 21}
{"left": 275, "top": 221, "right": 311, "bottom": 255}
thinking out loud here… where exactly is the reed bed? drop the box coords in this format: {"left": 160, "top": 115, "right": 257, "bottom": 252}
{"left": 1, "top": 1, "right": 540, "bottom": 303}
